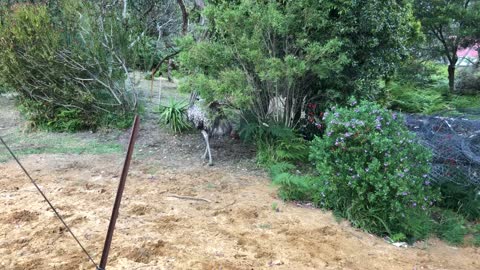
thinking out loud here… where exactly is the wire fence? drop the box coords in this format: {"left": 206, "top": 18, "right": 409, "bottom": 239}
{"left": 405, "top": 112, "right": 480, "bottom": 188}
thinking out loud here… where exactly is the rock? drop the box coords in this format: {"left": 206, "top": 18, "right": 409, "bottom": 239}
{"left": 392, "top": 242, "right": 408, "bottom": 248}
{"left": 268, "top": 260, "right": 284, "bottom": 266}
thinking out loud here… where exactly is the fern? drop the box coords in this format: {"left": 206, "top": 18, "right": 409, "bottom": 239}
{"left": 269, "top": 162, "right": 296, "bottom": 178}
{"left": 272, "top": 172, "right": 312, "bottom": 201}
{"left": 239, "top": 120, "right": 308, "bottom": 166}
{"left": 276, "top": 137, "right": 308, "bottom": 162}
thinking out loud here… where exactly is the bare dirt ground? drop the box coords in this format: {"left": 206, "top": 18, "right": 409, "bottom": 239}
{"left": 0, "top": 77, "right": 479, "bottom": 270}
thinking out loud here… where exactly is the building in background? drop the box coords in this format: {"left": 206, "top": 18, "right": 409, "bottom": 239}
{"left": 457, "top": 44, "right": 479, "bottom": 66}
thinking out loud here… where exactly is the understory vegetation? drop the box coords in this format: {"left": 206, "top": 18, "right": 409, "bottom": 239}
{"left": 158, "top": 99, "right": 191, "bottom": 133}
{"left": 0, "top": 2, "right": 141, "bottom": 131}
{"left": 384, "top": 61, "right": 480, "bottom": 115}
{"left": 174, "top": 0, "right": 480, "bottom": 245}
{"left": 267, "top": 101, "right": 479, "bottom": 245}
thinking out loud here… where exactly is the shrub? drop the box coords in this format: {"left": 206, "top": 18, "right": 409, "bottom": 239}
{"left": 158, "top": 99, "right": 190, "bottom": 133}
{"left": 433, "top": 209, "right": 468, "bottom": 245}
{"left": 455, "top": 67, "right": 480, "bottom": 95}
{"left": 0, "top": 82, "right": 9, "bottom": 94}
{"left": 386, "top": 83, "right": 449, "bottom": 114}
{"left": 473, "top": 224, "right": 480, "bottom": 247}
{"left": 239, "top": 118, "right": 308, "bottom": 167}
{"left": 0, "top": 3, "right": 136, "bottom": 131}
{"left": 449, "top": 94, "right": 480, "bottom": 111}
{"left": 309, "top": 100, "right": 440, "bottom": 239}
{"left": 299, "top": 102, "right": 326, "bottom": 140}
{"left": 438, "top": 181, "right": 480, "bottom": 221}
{"left": 179, "top": 0, "right": 419, "bottom": 129}
{"left": 395, "top": 61, "right": 447, "bottom": 88}
{"left": 131, "top": 36, "right": 164, "bottom": 71}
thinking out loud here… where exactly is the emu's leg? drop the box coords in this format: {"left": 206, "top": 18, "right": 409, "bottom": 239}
{"left": 201, "top": 130, "right": 213, "bottom": 166}
{"left": 202, "top": 146, "right": 208, "bottom": 160}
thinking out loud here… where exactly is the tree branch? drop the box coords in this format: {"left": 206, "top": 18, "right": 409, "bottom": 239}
{"left": 176, "top": 0, "right": 188, "bottom": 35}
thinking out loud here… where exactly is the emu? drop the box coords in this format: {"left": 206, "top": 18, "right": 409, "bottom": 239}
{"left": 187, "top": 92, "right": 233, "bottom": 166}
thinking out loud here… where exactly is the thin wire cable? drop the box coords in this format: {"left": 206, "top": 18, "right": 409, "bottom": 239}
{"left": 0, "top": 136, "right": 98, "bottom": 269}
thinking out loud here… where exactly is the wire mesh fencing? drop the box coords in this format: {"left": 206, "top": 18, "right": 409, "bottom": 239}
{"left": 404, "top": 113, "right": 480, "bottom": 188}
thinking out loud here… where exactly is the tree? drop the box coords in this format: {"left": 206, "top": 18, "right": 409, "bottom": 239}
{"left": 415, "top": 0, "right": 480, "bottom": 92}
{"left": 0, "top": 2, "right": 138, "bottom": 130}
{"left": 179, "top": 0, "right": 419, "bottom": 128}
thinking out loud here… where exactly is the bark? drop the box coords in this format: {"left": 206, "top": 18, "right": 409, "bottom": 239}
{"left": 167, "top": 58, "right": 173, "bottom": 82}
{"left": 176, "top": 0, "right": 188, "bottom": 35}
{"left": 448, "top": 64, "right": 456, "bottom": 93}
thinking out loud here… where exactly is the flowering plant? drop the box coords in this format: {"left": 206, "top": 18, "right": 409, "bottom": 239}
{"left": 299, "top": 102, "right": 325, "bottom": 140}
{"left": 309, "top": 100, "right": 440, "bottom": 238}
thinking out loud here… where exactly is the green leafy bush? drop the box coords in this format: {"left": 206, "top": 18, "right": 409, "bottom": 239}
{"left": 131, "top": 36, "right": 163, "bottom": 71}
{"left": 0, "top": 3, "right": 136, "bottom": 131}
{"left": 449, "top": 94, "right": 480, "bottom": 111}
{"left": 385, "top": 62, "right": 480, "bottom": 115}
{"left": 395, "top": 61, "right": 448, "bottom": 88}
{"left": 309, "top": 101, "right": 440, "bottom": 239}
{"left": 0, "top": 82, "right": 9, "bottom": 94}
{"left": 455, "top": 67, "right": 480, "bottom": 95}
{"left": 473, "top": 224, "right": 480, "bottom": 247}
{"left": 179, "top": 0, "right": 419, "bottom": 128}
{"left": 239, "top": 118, "right": 308, "bottom": 166}
{"left": 438, "top": 181, "right": 480, "bottom": 221}
{"left": 386, "top": 83, "right": 449, "bottom": 114}
{"left": 158, "top": 99, "right": 190, "bottom": 133}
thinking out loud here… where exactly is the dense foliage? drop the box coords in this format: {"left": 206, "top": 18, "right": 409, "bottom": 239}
{"left": 179, "top": 0, "right": 419, "bottom": 128}
{"left": 0, "top": 3, "right": 137, "bottom": 131}
{"left": 1, "top": 0, "right": 479, "bottom": 247}
{"left": 308, "top": 101, "right": 439, "bottom": 239}
{"left": 414, "top": 0, "right": 480, "bottom": 92}
{"left": 239, "top": 118, "right": 308, "bottom": 166}
{"left": 455, "top": 67, "right": 480, "bottom": 95}
{"left": 385, "top": 62, "right": 480, "bottom": 114}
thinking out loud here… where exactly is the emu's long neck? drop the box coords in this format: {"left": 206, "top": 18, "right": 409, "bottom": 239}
{"left": 189, "top": 91, "right": 199, "bottom": 107}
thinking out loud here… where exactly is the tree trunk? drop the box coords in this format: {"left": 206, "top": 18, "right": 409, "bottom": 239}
{"left": 448, "top": 64, "right": 456, "bottom": 93}
{"left": 167, "top": 59, "right": 173, "bottom": 82}
{"left": 176, "top": 0, "right": 188, "bottom": 35}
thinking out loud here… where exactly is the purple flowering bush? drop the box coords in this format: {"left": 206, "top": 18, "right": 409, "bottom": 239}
{"left": 309, "top": 101, "right": 440, "bottom": 239}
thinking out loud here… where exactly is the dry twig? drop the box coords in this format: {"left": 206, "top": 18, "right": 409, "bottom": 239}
{"left": 167, "top": 194, "right": 211, "bottom": 203}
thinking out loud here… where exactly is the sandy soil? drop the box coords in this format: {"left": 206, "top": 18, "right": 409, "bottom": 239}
{"left": 0, "top": 78, "right": 479, "bottom": 269}
{"left": 0, "top": 153, "right": 479, "bottom": 270}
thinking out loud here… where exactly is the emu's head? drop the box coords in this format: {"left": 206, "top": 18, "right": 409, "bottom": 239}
{"left": 188, "top": 92, "right": 200, "bottom": 107}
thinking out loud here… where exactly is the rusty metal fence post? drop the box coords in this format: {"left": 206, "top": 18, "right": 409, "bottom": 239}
{"left": 98, "top": 115, "right": 140, "bottom": 270}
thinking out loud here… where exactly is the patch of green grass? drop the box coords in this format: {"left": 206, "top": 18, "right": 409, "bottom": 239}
{"left": 271, "top": 202, "right": 279, "bottom": 211}
{"left": 257, "top": 223, "right": 272, "bottom": 230}
{"left": 0, "top": 130, "right": 123, "bottom": 163}
{"left": 205, "top": 183, "right": 216, "bottom": 190}
{"left": 433, "top": 209, "right": 468, "bottom": 245}
{"left": 474, "top": 232, "right": 480, "bottom": 246}
{"left": 386, "top": 82, "right": 480, "bottom": 115}
{"left": 450, "top": 95, "right": 480, "bottom": 111}
{"left": 386, "top": 83, "right": 451, "bottom": 114}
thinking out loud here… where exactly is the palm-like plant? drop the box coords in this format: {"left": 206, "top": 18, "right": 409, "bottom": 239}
{"left": 158, "top": 99, "right": 191, "bottom": 133}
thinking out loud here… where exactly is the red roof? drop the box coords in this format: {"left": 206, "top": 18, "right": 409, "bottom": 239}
{"left": 457, "top": 44, "right": 479, "bottom": 58}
